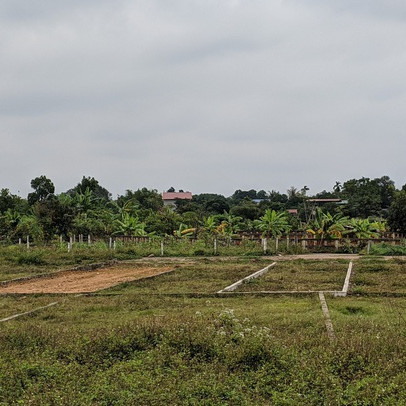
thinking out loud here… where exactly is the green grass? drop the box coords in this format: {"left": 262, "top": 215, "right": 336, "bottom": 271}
{"left": 0, "top": 255, "right": 405, "bottom": 404}
{"left": 105, "top": 258, "right": 272, "bottom": 295}
{"left": 235, "top": 260, "right": 349, "bottom": 292}
{"left": 350, "top": 258, "right": 406, "bottom": 294}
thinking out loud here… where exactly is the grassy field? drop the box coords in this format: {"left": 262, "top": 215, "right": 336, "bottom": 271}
{"left": 0, "top": 250, "right": 405, "bottom": 405}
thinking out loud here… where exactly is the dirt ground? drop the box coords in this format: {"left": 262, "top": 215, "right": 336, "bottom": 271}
{"left": 0, "top": 266, "right": 172, "bottom": 294}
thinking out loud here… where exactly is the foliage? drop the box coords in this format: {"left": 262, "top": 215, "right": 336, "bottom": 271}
{"left": 67, "top": 176, "right": 111, "bottom": 202}
{"left": 27, "top": 176, "right": 55, "bottom": 205}
{"left": 340, "top": 176, "right": 395, "bottom": 218}
{"left": 307, "top": 209, "right": 349, "bottom": 241}
{"left": 255, "top": 209, "right": 291, "bottom": 238}
{"left": 387, "top": 190, "right": 406, "bottom": 234}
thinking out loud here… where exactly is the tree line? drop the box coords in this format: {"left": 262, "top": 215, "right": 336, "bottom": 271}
{"left": 0, "top": 175, "right": 405, "bottom": 243}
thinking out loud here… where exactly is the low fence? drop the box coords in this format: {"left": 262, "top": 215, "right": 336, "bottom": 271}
{"left": 1, "top": 233, "right": 405, "bottom": 254}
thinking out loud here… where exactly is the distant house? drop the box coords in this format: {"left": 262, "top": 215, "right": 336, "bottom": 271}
{"left": 162, "top": 191, "right": 193, "bottom": 207}
{"left": 287, "top": 209, "right": 298, "bottom": 215}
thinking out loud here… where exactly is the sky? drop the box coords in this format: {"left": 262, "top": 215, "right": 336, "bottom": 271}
{"left": 1, "top": 0, "right": 406, "bottom": 198}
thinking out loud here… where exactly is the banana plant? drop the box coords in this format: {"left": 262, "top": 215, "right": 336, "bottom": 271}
{"left": 255, "top": 209, "right": 291, "bottom": 238}
{"left": 113, "top": 213, "right": 149, "bottom": 236}
{"left": 16, "top": 214, "right": 44, "bottom": 242}
{"left": 173, "top": 223, "right": 196, "bottom": 237}
{"left": 345, "top": 218, "right": 381, "bottom": 239}
{"left": 306, "top": 209, "right": 349, "bottom": 242}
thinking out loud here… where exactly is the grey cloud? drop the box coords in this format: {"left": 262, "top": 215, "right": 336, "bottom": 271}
{"left": 1, "top": 0, "right": 405, "bottom": 197}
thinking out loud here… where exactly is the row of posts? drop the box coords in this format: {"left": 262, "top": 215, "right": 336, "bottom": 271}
{"left": 18, "top": 235, "right": 374, "bottom": 255}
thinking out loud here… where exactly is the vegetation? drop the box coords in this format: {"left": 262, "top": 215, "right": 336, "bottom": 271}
{"left": 0, "top": 175, "right": 405, "bottom": 247}
{"left": 0, "top": 256, "right": 405, "bottom": 404}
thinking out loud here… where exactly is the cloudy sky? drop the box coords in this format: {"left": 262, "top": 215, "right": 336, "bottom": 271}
{"left": 1, "top": 0, "right": 405, "bottom": 198}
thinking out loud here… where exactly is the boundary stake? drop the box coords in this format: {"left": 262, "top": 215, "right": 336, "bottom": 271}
{"left": 218, "top": 263, "right": 276, "bottom": 293}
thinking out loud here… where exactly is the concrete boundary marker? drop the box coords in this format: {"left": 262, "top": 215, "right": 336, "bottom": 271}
{"left": 318, "top": 292, "right": 336, "bottom": 341}
{"left": 0, "top": 302, "right": 59, "bottom": 323}
{"left": 217, "top": 262, "right": 277, "bottom": 293}
{"left": 219, "top": 290, "right": 341, "bottom": 295}
{"left": 335, "top": 261, "right": 353, "bottom": 297}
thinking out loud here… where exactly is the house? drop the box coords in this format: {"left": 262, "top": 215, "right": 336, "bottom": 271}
{"left": 162, "top": 191, "right": 193, "bottom": 207}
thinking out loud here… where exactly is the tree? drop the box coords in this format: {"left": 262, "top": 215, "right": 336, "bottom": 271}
{"left": 230, "top": 201, "right": 260, "bottom": 221}
{"left": 306, "top": 209, "right": 349, "bottom": 242}
{"left": 67, "top": 176, "right": 111, "bottom": 202}
{"left": 345, "top": 218, "right": 381, "bottom": 239}
{"left": 387, "top": 190, "right": 406, "bottom": 234}
{"left": 255, "top": 209, "right": 291, "bottom": 238}
{"left": 117, "top": 189, "right": 163, "bottom": 212}
{"left": 192, "top": 194, "right": 230, "bottom": 215}
{"left": 113, "top": 213, "right": 149, "bottom": 236}
{"left": 341, "top": 176, "right": 395, "bottom": 218}
{"left": 27, "top": 176, "right": 55, "bottom": 205}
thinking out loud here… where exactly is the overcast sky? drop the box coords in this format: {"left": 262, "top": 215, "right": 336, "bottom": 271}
{"left": 1, "top": 0, "right": 405, "bottom": 198}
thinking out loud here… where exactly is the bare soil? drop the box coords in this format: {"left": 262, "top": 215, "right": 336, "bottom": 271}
{"left": 0, "top": 266, "right": 172, "bottom": 294}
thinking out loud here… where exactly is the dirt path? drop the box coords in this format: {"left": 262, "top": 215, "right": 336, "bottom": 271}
{"left": 0, "top": 266, "right": 172, "bottom": 294}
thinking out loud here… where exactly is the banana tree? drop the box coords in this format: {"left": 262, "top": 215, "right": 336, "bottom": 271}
{"left": 306, "top": 209, "right": 349, "bottom": 243}
{"left": 173, "top": 223, "right": 196, "bottom": 238}
{"left": 255, "top": 209, "right": 291, "bottom": 238}
{"left": 113, "top": 213, "right": 149, "bottom": 236}
{"left": 16, "top": 214, "right": 44, "bottom": 242}
{"left": 345, "top": 218, "right": 381, "bottom": 239}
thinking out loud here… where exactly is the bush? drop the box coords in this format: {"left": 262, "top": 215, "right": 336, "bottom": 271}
{"left": 16, "top": 250, "right": 46, "bottom": 265}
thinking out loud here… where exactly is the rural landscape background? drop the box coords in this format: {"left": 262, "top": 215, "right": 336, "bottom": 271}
{"left": 2, "top": 0, "right": 406, "bottom": 404}
{"left": 1, "top": 174, "right": 406, "bottom": 248}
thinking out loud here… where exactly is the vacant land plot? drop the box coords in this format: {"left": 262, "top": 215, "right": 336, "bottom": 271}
{"left": 351, "top": 258, "right": 406, "bottom": 294}
{"left": 233, "top": 260, "right": 348, "bottom": 292}
{"left": 0, "top": 256, "right": 405, "bottom": 405}
{"left": 0, "top": 265, "right": 172, "bottom": 294}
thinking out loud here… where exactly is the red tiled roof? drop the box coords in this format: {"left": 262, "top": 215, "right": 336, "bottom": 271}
{"left": 162, "top": 192, "right": 193, "bottom": 200}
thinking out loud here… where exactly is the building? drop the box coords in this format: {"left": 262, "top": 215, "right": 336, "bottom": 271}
{"left": 162, "top": 191, "right": 193, "bottom": 207}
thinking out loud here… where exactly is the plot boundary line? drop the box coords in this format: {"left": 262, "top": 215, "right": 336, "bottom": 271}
{"left": 217, "top": 263, "right": 277, "bottom": 293}
{"left": 335, "top": 261, "right": 353, "bottom": 297}
{"left": 217, "top": 261, "right": 354, "bottom": 296}
{"left": 318, "top": 292, "right": 336, "bottom": 341}
{"left": 0, "top": 302, "right": 59, "bottom": 323}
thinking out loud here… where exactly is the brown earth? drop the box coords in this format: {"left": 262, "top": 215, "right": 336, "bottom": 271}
{"left": 0, "top": 266, "right": 172, "bottom": 294}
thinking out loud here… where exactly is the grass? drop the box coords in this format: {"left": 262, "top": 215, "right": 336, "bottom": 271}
{"left": 350, "top": 258, "right": 406, "bottom": 294}
{"left": 0, "top": 253, "right": 405, "bottom": 404}
{"left": 235, "top": 260, "right": 349, "bottom": 292}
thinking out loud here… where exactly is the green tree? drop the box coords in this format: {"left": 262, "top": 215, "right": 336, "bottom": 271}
{"left": 255, "top": 209, "right": 291, "bottom": 238}
{"left": 27, "top": 176, "right": 55, "bottom": 205}
{"left": 387, "top": 190, "right": 406, "bottom": 234}
{"left": 345, "top": 218, "right": 381, "bottom": 239}
{"left": 306, "top": 209, "right": 349, "bottom": 242}
{"left": 113, "top": 213, "right": 149, "bottom": 236}
{"left": 67, "top": 176, "right": 111, "bottom": 202}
